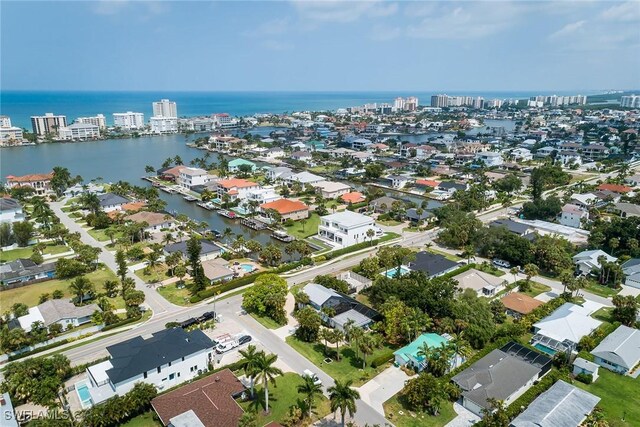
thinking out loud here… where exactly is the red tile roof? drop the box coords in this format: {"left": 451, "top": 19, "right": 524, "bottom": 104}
{"left": 501, "top": 292, "right": 543, "bottom": 315}
{"left": 597, "top": 183, "right": 633, "bottom": 193}
{"left": 217, "top": 178, "right": 258, "bottom": 189}
{"left": 415, "top": 179, "right": 440, "bottom": 188}
{"left": 340, "top": 192, "right": 366, "bottom": 204}
{"left": 151, "top": 369, "right": 245, "bottom": 427}
{"left": 260, "top": 198, "right": 309, "bottom": 214}
{"left": 7, "top": 173, "right": 53, "bottom": 183}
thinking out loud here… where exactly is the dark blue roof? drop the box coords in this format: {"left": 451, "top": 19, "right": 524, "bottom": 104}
{"left": 408, "top": 252, "right": 459, "bottom": 277}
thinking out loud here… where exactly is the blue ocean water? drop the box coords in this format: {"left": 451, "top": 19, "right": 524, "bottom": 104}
{"left": 0, "top": 90, "right": 601, "bottom": 129}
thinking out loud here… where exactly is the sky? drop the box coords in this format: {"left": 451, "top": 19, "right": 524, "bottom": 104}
{"left": 1, "top": 0, "right": 639, "bottom": 92}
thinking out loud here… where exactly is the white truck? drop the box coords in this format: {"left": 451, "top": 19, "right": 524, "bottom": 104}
{"left": 303, "top": 369, "right": 322, "bottom": 386}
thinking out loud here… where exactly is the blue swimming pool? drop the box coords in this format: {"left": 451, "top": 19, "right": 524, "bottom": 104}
{"left": 240, "top": 264, "right": 254, "bottom": 273}
{"left": 533, "top": 343, "right": 557, "bottom": 356}
{"left": 76, "top": 382, "right": 93, "bottom": 408}
{"left": 381, "top": 266, "right": 410, "bottom": 278}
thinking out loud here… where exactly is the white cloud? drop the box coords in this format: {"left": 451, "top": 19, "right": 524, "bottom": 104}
{"left": 92, "top": 0, "right": 129, "bottom": 16}
{"left": 370, "top": 25, "right": 401, "bottom": 41}
{"left": 601, "top": 1, "right": 640, "bottom": 22}
{"left": 549, "top": 20, "right": 587, "bottom": 39}
{"left": 290, "top": 0, "right": 397, "bottom": 24}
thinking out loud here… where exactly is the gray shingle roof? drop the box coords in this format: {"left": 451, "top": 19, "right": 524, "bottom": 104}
{"left": 38, "top": 299, "right": 100, "bottom": 327}
{"left": 164, "top": 239, "right": 222, "bottom": 257}
{"left": 591, "top": 324, "right": 640, "bottom": 370}
{"left": 106, "top": 329, "right": 213, "bottom": 385}
{"left": 0, "top": 197, "right": 22, "bottom": 211}
{"left": 489, "top": 219, "right": 531, "bottom": 235}
{"left": 98, "top": 193, "right": 129, "bottom": 207}
{"left": 0, "top": 259, "right": 56, "bottom": 282}
{"left": 510, "top": 380, "right": 600, "bottom": 427}
{"left": 408, "top": 252, "right": 459, "bottom": 277}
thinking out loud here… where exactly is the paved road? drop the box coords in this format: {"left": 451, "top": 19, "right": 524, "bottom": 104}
{"left": 50, "top": 201, "right": 176, "bottom": 315}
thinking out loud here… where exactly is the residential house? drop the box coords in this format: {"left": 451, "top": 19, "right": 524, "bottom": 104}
{"left": 318, "top": 211, "right": 378, "bottom": 248}
{"left": 369, "top": 196, "right": 399, "bottom": 213}
{"left": 0, "top": 197, "right": 25, "bottom": 224}
{"left": 98, "top": 193, "right": 130, "bottom": 213}
{"left": 613, "top": 202, "right": 640, "bottom": 218}
{"left": 85, "top": 329, "right": 214, "bottom": 404}
{"left": 215, "top": 179, "right": 260, "bottom": 202}
{"left": 290, "top": 151, "right": 313, "bottom": 163}
{"left": 437, "top": 181, "right": 467, "bottom": 195}
{"left": 405, "top": 208, "right": 432, "bottom": 223}
{"left": 570, "top": 193, "right": 601, "bottom": 209}
{"left": 340, "top": 192, "right": 366, "bottom": 204}
{"left": 262, "top": 147, "right": 284, "bottom": 159}
{"left": 63, "top": 183, "right": 105, "bottom": 198}
{"left": 337, "top": 270, "right": 372, "bottom": 293}
{"left": 452, "top": 268, "right": 507, "bottom": 297}
{"left": 164, "top": 239, "right": 223, "bottom": 261}
{"left": 510, "top": 148, "right": 533, "bottom": 162}
{"left": 582, "top": 144, "right": 610, "bottom": 161}
{"left": 265, "top": 166, "right": 293, "bottom": 182}
{"left": 301, "top": 283, "right": 380, "bottom": 331}
{"left": 386, "top": 175, "right": 413, "bottom": 189}
{"left": 260, "top": 199, "right": 309, "bottom": 222}
{"left": 6, "top": 173, "right": 53, "bottom": 195}
{"left": 0, "top": 258, "right": 56, "bottom": 286}
{"left": 489, "top": 219, "right": 533, "bottom": 236}
{"left": 596, "top": 183, "right": 633, "bottom": 194}
{"left": 407, "top": 252, "right": 459, "bottom": 278}
{"left": 285, "top": 171, "right": 325, "bottom": 185}
{"left": 178, "top": 168, "right": 215, "bottom": 190}
{"left": 531, "top": 301, "right": 602, "bottom": 354}
{"left": 415, "top": 179, "right": 440, "bottom": 190}
{"left": 228, "top": 158, "right": 257, "bottom": 173}
{"left": 242, "top": 187, "right": 281, "bottom": 208}
{"left": 151, "top": 369, "right": 245, "bottom": 427}
{"left": 559, "top": 204, "right": 588, "bottom": 229}
{"left": 399, "top": 143, "right": 437, "bottom": 160}
{"left": 125, "top": 211, "right": 175, "bottom": 233}
{"left": 312, "top": 181, "right": 351, "bottom": 199}
{"left": 558, "top": 151, "right": 582, "bottom": 167}
{"left": 350, "top": 138, "right": 372, "bottom": 150}
{"left": 201, "top": 259, "right": 235, "bottom": 284}
{"left": 451, "top": 341, "right": 552, "bottom": 416}
{"left": 500, "top": 292, "right": 543, "bottom": 319}
{"left": 572, "top": 249, "right": 617, "bottom": 275}
{"left": 16, "top": 299, "right": 99, "bottom": 332}
{"left": 394, "top": 333, "right": 463, "bottom": 372}
{"left": 591, "top": 325, "right": 640, "bottom": 375}
{"left": 509, "top": 380, "right": 600, "bottom": 427}
{"left": 475, "top": 151, "right": 504, "bottom": 167}
{"left": 621, "top": 258, "right": 640, "bottom": 288}
{"left": 573, "top": 357, "right": 600, "bottom": 382}
{"left": 624, "top": 173, "right": 640, "bottom": 187}
{"left": 156, "top": 165, "right": 186, "bottom": 182}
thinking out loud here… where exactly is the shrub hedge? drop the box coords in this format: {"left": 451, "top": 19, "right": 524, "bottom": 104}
{"left": 370, "top": 349, "right": 395, "bottom": 368}
{"left": 101, "top": 315, "right": 143, "bottom": 332}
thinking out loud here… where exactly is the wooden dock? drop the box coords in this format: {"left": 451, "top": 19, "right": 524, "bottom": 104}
{"left": 241, "top": 218, "right": 268, "bottom": 230}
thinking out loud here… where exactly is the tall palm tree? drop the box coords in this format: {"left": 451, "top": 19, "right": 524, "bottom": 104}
{"left": 238, "top": 345, "right": 261, "bottom": 398}
{"left": 328, "top": 379, "right": 360, "bottom": 427}
{"left": 254, "top": 352, "right": 283, "bottom": 413}
{"left": 297, "top": 374, "right": 323, "bottom": 419}
{"left": 69, "top": 276, "right": 94, "bottom": 304}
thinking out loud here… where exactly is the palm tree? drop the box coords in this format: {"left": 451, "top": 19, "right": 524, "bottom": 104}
{"left": 297, "top": 374, "right": 323, "bottom": 419}
{"left": 238, "top": 345, "right": 261, "bottom": 398}
{"left": 222, "top": 227, "right": 234, "bottom": 245}
{"left": 358, "top": 334, "right": 375, "bottom": 369}
{"left": 254, "top": 352, "right": 283, "bottom": 413}
{"left": 69, "top": 276, "right": 94, "bottom": 304}
{"left": 328, "top": 379, "right": 360, "bottom": 427}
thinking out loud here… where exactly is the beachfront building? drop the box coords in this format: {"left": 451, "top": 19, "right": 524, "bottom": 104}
{"left": 0, "top": 116, "right": 24, "bottom": 145}
{"left": 0, "top": 198, "right": 25, "bottom": 224}
{"left": 150, "top": 116, "right": 178, "bottom": 134}
{"left": 318, "top": 211, "right": 377, "bottom": 248}
{"left": 215, "top": 178, "right": 260, "bottom": 202}
{"left": 113, "top": 112, "right": 145, "bottom": 130}
{"left": 6, "top": 173, "right": 53, "bottom": 195}
{"left": 84, "top": 329, "right": 214, "bottom": 405}
{"left": 178, "top": 167, "right": 215, "bottom": 190}
{"left": 152, "top": 99, "right": 178, "bottom": 118}
{"left": 58, "top": 123, "right": 101, "bottom": 140}
{"left": 76, "top": 114, "right": 107, "bottom": 130}
{"left": 260, "top": 199, "right": 309, "bottom": 222}
{"left": 30, "top": 113, "right": 67, "bottom": 137}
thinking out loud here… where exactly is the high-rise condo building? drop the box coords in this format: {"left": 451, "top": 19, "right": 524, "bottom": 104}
{"left": 31, "top": 113, "right": 67, "bottom": 136}
{"left": 431, "top": 94, "right": 449, "bottom": 108}
{"left": 113, "top": 112, "right": 145, "bottom": 130}
{"left": 620, "top": 95, "right": 639, "bottom": 108}
{"left": 76, "top": 114, "right": 107, "bottom": 129}
{"left": 152, "top": 99, "right": 178, "bottom": 118}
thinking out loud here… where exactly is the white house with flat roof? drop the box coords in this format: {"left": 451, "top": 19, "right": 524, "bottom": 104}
{"left": 318, "top": 211, "right": 378, "bottom": 248}
{"left": 475, "top": 151, "right": 503, "bottom": 167}
{"left": 178, "top": 168, "right": 215, "bottom": 190}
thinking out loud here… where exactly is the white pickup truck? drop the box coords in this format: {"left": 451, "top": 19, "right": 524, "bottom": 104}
{"left": 303, "top": 369, "right": 322, "bottom": 386}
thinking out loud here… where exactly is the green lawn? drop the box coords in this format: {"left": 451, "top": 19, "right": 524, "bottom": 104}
{"left": 157, "top": 283, "right": 193, "bottom": 306}
{"left": 284, "top": 213, "right": 320, "bottom": 239}
{"left": 377, "top": 219, "right": 403, "bottom": 226}
{"left": 0, "top": 243, "right": 69, "bottom": 262}
{"left": 1, "top": 268, "right": 123, "bottom": 309}
{"left": 592, "top": 307, "right": 615, "bottom": 324}
{"left": 250, "top": 312, "right": 283, "bottom": 329}
{"left": 286, "top": 335, "right": 395, "bottom": 386}
{"left": 135, "top": 265, "right": 170, "bottom": 284}
{"left": 427, "top": 248, "right": 462, "bottom": 262}
{"left": 583, "top": 281, "right": 620, "bottom": 298}
{"left": 520, "top": 281, "right": 552, "bottom": 298}
{"left": 239, "top": 373, "right": 331, "bottom": 426}
{"left": 383, "top": 394, "right": 456, "bottom": 427}
{"left": 87, "top": 227, "right": 122, "bottom": 243}
{"left": 575, "top": 369, "right": 640, "bottom": 427}
{"left": 121, "top": 411, "right": 162, "bottom": 427}
{"left": 475, "top": 263, "right": 506, "bottom": 277}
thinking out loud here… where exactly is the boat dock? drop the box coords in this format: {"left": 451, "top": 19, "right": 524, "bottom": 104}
{"left": 197, "top": 201, "right": 217, "bottom": 210}
{"left": 240, "top": 218, "right": 268, "bottom": 230}
{"left": 271, "top": 230, "right": 295, "bottom": 243}
{"left": 218, "top": 210, "right": 237, "bottom": 219}
{"left": 183, "top": 195, "right": 198, "bottom": 202}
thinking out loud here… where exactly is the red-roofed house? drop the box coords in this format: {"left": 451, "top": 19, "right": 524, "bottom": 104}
{"left": 415, "top": 179, "right": 440, "bottom": 189}
{"left": 340, "top": 192, "right": 366, "bottom": 204}
{"left": 6, "top": 173, "right": 53, "bottom": 195}
{"left": 260, "top": 199, "right": 309, "bottom": 222}
{"left": 597, "top": 183, "right": 633, "bottom": 194}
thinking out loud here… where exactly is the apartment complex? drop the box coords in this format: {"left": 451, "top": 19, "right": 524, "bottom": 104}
{"left": 152, "top": 99, "right": 178, "bottom": 118}
{"left": 113, "top": 112, "right": 145, "bottom": 130}
{"left": 0, "top": 116, "right": 24, "bottom": 145}
{"left": 76, "top": 114, "right": 107, "bottom": 129}
{"left": 58, "top": 123, "right": 100, "bottom": 140}
{"left": 30, "top": 113, "right": 67, "bottom": 136}
{"left": 621, "top": 94, "right": 640, "bottom": 108}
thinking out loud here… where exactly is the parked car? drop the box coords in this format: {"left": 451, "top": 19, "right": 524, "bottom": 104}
{"left": 492, "top": 258, "right": 511, "bottom": 268}
{"left": 238, "top": 335, "right": 252, "bottom": 345}
{"left": 216, "top": 340, "right": 239, "bottom": 353}
{"left": 197, "top": 311, "right": 217, "bottom": 323}
{"left": 180, "top": 318, "right": 198, "bottom": 329}
{"left": 303, "top": 369, "right": 322, "bottom": 386}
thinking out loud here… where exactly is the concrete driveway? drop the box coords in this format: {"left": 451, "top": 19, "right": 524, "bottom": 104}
{"left": 356, "top": 366, "right": 414, "bottom": 416}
